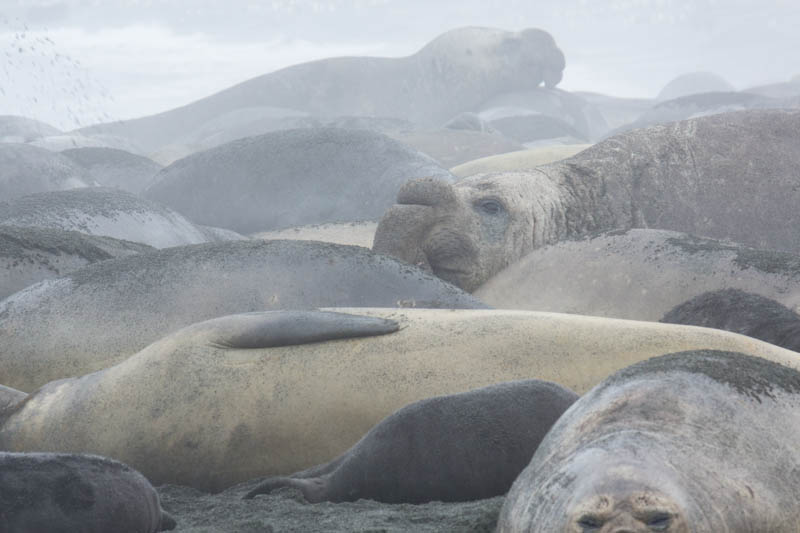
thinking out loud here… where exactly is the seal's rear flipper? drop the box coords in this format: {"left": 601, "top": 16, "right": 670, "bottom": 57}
{"left": 159, "top": 511, "right": 177, "bottom": 531}
{"left": 198, "top": 311, "right": 399, "bottom": 350}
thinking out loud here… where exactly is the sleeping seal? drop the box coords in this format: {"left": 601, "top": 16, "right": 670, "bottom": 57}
{"left": 244, "top": 379, "right": 577, "bottom": 503}
{"left": 497, "top": 350, "right": 800, "bottom": 532}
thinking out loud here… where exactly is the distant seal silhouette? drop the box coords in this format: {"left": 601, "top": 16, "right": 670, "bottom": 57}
{"left": 0, "top": 143, "right": 90, "bottom": 200}
{"left": 497, "top": 350, "right": 800, "bottom": 532}
{"left": 662, "top": 288, "right": 800, "bottom": 351}
{"left": 374, "top": 109, "right": 800, "bottom": 291}
{"left": 80, "top": 27, "right": 566, "bottom": 152}
{"left": 60, "top": 146, "right": 162, "bottom": 194}
{"left": 2, "top": 308, "right": 798, "bottom": 491}
{"left": 0, "top": 452, "right": 175, "bottom": 532}
{"left": 244, "top": 379, "right": 577, "bottom": 503}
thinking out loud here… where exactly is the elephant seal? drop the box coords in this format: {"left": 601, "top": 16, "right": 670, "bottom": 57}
{"left": 144, "top": 127, "right": 453, "bottom": 233}
{"left": 60, "top": 146, "right": 162, "bottom": 194}
{"left": 449, "top": 144, "right": 592, "bottom": 178}
{"left": 0, "top": 224, "right": 152, "bottom": 300}
{"left": 474, "top": 229, "right": 800, "bottom": 321}
{"left": 244, "top": 379, "right": 578, "bottom": 504}
{"left": 80, "top": 27, "right": 565, "bottom": 152}
{"left": 0, "top": 240, "right": 485, "bottom": 392}
{"left": 497, "top": 350, "right": 800, "bottom": 532}
{"left": 252, "top": 221, "right": 378, "bottom": 248}
{"left": 374, "top": 109, "right": 800, "bottom": 291}
{"left": 388, "top": 128, "right": 523, "bottom": 168}
{"left": 0, "top": 187, "right": 244, "bottom": 249}
{"left": 662, "top": 288, "right": 800, "bottom": 351}
{"left": 0, "top": 143, "right": 90, "bottom": 200}
{"left": 656, "top": 71, "right": 735, "bottom": 100}
{"left": 0, "top": 452, "right": 175, "bottom": 532}
{"left": 2, "top": 308, "right": 798, "bottom": 491}
{"left": 0, "top": 114, "right": 60, "bottom": 143}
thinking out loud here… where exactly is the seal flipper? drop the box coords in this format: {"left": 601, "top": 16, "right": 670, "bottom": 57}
{"left": 204, "top": 311, "right": 400, "bottom": 350}
{"left": 159, "top": 511, "right": 177, "bottom": 531}
{"left": 243, "top": 476, "right": 328, "bottom": 502}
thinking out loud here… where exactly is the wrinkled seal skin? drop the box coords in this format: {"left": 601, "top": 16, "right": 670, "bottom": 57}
{"left": 374, "top": 109, "right": 800, "bottom": 291}
{"left": 662, "top": 288, "right": 800, "bottom": 352}
{"left": 497, "top": 350, "right": 800, "bottom": 532}
{"left": 244, "top": 379, "right": 577, "bottom": 504}
{"left": 0, "top": 452, "right": 175, "bottom": 533}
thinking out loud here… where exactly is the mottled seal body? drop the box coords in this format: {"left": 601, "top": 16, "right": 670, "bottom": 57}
{"left": 662, "top": 288, "right": 800, "bottom": 351}
{"left": 0, "top": 187, "right": 243, "bottom": 249}
{"left": 144, "top": 127, "right": 453, "bottom": 233}
{"left": 60, "top": 146, "right": 162, "bottom": 194}
{"left": 0, "top": 452, "right": 175, "bottom": 533}
{"left": 0, "top": 240, "right": 484, "bottom": 392}
{"left": 0, "top": 224, "right": 152, "bottom": 300}
{"left": 475, "top": 229, "right": 800, "bottom": 321}
{"left": 374, "top": 109, "right": 800, "bottom": 291}
{"left": 498, "top": 350, "right": 800, "bottom": 532}
{"left": 244, "top": 379, "right": 578, "bottom": 504}
{"left": 2, "top": 309, "right": 799, "bottom": 491}
{"left": 0, "top": 143, "right": 90, "bottom": 200}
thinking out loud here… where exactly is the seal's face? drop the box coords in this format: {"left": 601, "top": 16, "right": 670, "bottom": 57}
{"left": 562, "top": 463, "right": 690, "bottom": 533}
{"left": 373, "top": 176, "right": 519, "bottom": 292}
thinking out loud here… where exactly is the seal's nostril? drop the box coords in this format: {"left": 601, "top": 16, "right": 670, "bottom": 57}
{"left": 396, "top": 177, "right": 457, "bottom": 207}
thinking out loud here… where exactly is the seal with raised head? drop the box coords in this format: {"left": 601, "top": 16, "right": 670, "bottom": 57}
{"left": 244, "top": 379, "right": 578, "bottom": 504}
{"left": 0, "top": 452, "right": 175, "bottom": 532}
{"left": 497, "top": 349, "right": 800, "bottom": 532}
{"left": 374, "top": 109, "right": 800, "bottom": 291}
{"left": 2, "top": 309, "right": 799, "bottom": 491}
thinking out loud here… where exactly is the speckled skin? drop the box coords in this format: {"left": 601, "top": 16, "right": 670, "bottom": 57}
{"left": 0, "top": 143, "right": 89, "bottom": 200}
{"left": 2, "top": 309, "right": 799, "bottom": 491}
{"left": 244, "top": 380, "right": 578, "bottom": 504}
{"left": 475, "top": 229, "right": 800, "bottom": 321}
{"left": 497, "top": 350, "right": 800, "bottom": 532}
{"left": 374, "top": 109, "right": 800, "bottom": 291}
{"left": 0, "top": 240, "right": 485, "bottom": 392}
{"left": 144, "top": 127, "right": 454, "bottom": 233}
{"left": 60, "top": 146, "right": 162, "bottom": 194}
{"left": 0, "top": 224, "right": 152, "bottom": 300}
{"left": 0, "top": 452, "right": 175, "bottom": 532}
{"left": 662, "top": 289, "right": 800, "bottom": 352}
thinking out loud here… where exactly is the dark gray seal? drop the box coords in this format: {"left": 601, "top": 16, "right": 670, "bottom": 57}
{"left": 0, "top": 224, "right": 152, "bottom": 300}
{"left": 0, "top": 187, "right": 243, "bottom": 248}
{"left": 79, "top": 27, "right": 565, "bottom": 152}
{"left": 374, "top": 109, "right": 800, "bottom": 291}
{"left": 144, "top": 127, "right": 453, "bottom": 233}
{"left": 662, "top": 288, "right": 800, "bottom": 352}
{"left": 0, "top": 239, "right": 486, "bottom": 392}
{"left": 60, "top": 146, "right": 163, "bottom": 194}
{"left": 0, "top": 452, "right": 175, "bottom": 532}
{"left": 244, "top": 379, "right": 577, "bottom": 504}
{"left": 0, "top": 143, "right": 90, "bottom": 201}
{"left": 497, "top": 349, "right": 800, "bottom": 532}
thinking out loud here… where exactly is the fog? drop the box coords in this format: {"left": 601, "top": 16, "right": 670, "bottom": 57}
{"left": 2, "top": 0, "right": 799, "bottom": 129}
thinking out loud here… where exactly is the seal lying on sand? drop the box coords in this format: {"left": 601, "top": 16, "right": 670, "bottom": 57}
{"left": 0, "top": 240, "right": 484, "bottom": 392}
{"left": 374, "top": 109, "right": 800, "bottom": 291}
{"left": 497, "top": 350, "right": 800, "bottom": 532}
{"left": 244, "top": 379, "right": 577, "bottom": 504}
{"left": 0, "top": 452, "right": 175, "bottom": 532}
{"left": 0, "top": 224, "right": 152, "bottom": 300}
{"left": 2, "top": 309, "right": 798, "bottom": 491}
{"left": 474, "top": 229, "right": 800, "bottom": 321}
{"left": 0, "top": 143, "right": 90, "bottom": 200}
{"left": 0, "top": 187, "right": 243, "bottom": 249}
{"left": 662, "top": 288, "right": 800, "bottom": 351}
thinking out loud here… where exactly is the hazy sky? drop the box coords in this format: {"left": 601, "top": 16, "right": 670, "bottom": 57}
{"left": 1, "top": 0, "right": 798, "bottom": 130}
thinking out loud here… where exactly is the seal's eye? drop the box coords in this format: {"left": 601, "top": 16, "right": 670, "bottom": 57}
{"left": 476, "top": 198, "right": 504, "bottom": 216}
{"left": 577, "top": 515, "right": 603, "bottom": 531}
{"left": 645, "top": 512, "right": 672, "bottom": 531}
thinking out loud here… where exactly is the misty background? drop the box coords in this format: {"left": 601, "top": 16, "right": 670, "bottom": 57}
{"left": 1, "top": 0, "right": 799, "bottom": 130}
